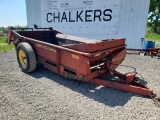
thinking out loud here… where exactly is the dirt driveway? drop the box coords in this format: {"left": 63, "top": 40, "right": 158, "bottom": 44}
{"left": 0, "top": 50, "right": 160, "bottom": 120}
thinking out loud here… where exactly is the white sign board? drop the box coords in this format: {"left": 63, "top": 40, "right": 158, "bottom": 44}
{"left": 41, "top": 0, "right": 121, "bottom": 35}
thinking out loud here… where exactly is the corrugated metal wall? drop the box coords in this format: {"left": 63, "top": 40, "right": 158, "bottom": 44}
{"left": 117, "top": 0, "right": 150, "bottom": 49}
{"left": 25, "top": 0, "right": 41, "bottom": 27}
{"left": 25, "top": 0, "right": 150, "bottom": 49}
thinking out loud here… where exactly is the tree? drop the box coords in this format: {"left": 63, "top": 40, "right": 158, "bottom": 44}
{"left": 148, "top": 0, "right": 160, "bottom": 34}
{"left": 0, "top": 27, "right": 7, "bottom": 34}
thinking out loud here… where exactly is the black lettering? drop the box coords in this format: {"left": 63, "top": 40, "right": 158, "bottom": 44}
{"left": 103, "top": 9, "right": 112, "bottom": 21}
{"left": 76, "top": 11, "right": 83, "bottom": 22}
{"left": 47, "top": 13, "right": 52, "bottom": 22}
{"left": 94, "top": 10, "right": 102, "bottom": 21}
{"left": 53, "top": 12, "right": 60, "bottom": 22}
{"left": 69, "top": 11, "right": 75, "bottom": 22}
{"left": 61, "top": 12, "right": 68, "bottom": 22}
{"left": 85, "top": 10, "right": 93, "bottom": 22}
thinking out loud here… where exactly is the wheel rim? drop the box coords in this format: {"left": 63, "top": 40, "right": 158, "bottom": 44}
{"left": 18, "top": 50, "right": 27, "bottom": 67}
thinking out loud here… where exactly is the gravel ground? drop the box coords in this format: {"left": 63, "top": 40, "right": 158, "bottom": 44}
{"left": 0, "top": 50, "right": 160, "bottom": 120}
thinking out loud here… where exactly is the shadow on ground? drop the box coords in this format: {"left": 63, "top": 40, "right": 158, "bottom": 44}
{"left": 29, "top": 65, "right": 142, "bottom": 107}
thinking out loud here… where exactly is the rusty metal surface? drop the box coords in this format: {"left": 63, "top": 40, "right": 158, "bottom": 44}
{"left": 64, "top": 38, "right": 126, "bottom": 53}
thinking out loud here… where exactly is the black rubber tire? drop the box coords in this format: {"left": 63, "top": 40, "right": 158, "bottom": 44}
{"left": 16, "top": 42, "right": 36, "bottom": 73}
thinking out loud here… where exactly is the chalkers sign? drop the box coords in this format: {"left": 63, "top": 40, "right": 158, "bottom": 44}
{"left": 41, "top": 0, "right": 121, "bottom": 35}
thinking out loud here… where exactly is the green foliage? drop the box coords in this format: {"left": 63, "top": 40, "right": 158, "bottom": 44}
{"left": 0, "top": 27, "right": 7, "bottom": 34}
{"left": 0, "top": 36, "right": 7, "bottom": 43}
{"left": 0, "top": 26, "right": 27, "bottom": 52}
{"left": 145, "top": 27, "right": 160, "bottom": 47}
{"left": 0, "top": 44, "right": 14, "bottom": 52}
{"left": 0, "top": 26, "right": 27, "bottom": 34}
{"left": 145, "top": 27, "right": 160, "bottom": 40}
{"left": 0, "top": 36, "right": 14, "bottom": 52}
{"left": 148, "top": 0, "right": 160, "bottom": 34}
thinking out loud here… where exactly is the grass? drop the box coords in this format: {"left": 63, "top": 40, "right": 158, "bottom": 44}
{"left": 145, "top": 27, "right": 160, "bottom": 47}
{"left": 0, "top": 36, "right": 7, "bottom": 43}
{"left": 0, "top": 36, "right": 14, "bottom": 52}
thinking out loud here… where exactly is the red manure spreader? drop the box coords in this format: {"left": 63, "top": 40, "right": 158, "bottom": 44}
{"left": 7, "top": 27, "right": 159, "bottom": 99}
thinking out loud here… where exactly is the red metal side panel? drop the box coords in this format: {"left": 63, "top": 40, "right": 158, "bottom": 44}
{"left": 109, "top": 48, "right": 126, "bottom": 72}
{"left": 63, "top": 38, "right": 126, "bottom": 52}
{"left": 60, "top": 50, "right": 91, "bottom": 76}
{"left": 33, "top": 42, "right": 58, "bottom": 62}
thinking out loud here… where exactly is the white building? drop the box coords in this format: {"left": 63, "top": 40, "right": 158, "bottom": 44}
{"left": 25, "top": 0, "right": 150, "bottom": 49}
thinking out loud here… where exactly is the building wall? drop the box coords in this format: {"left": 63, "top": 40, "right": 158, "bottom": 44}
{"left": 25, "top": 0, "right": 41, "bottom": 27}
{"left": 118, "top": 0, "right": 150, "bottom": 49}
{"left": 25, "top": 0, "right": 150, "bottom": 49}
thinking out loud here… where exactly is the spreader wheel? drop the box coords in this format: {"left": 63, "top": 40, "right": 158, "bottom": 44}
{"left": 16, "top": 42, "right": 36, "bottom": 73}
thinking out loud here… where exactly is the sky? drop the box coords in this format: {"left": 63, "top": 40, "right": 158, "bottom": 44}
{"left": 0, "top": 0, "right": 27, "bottom": 27}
